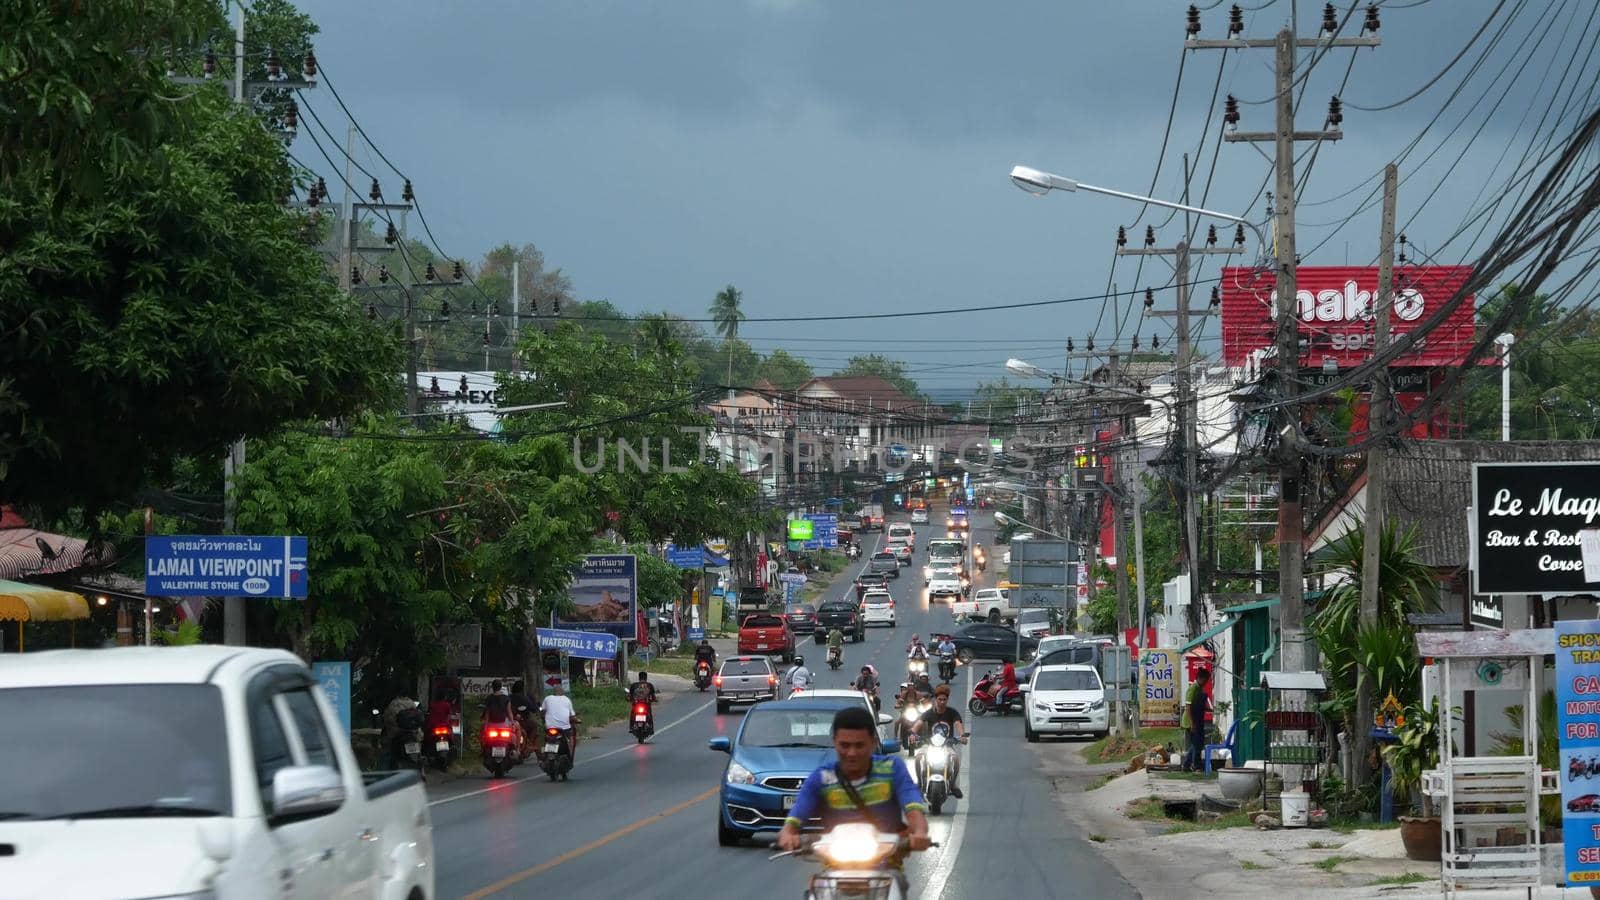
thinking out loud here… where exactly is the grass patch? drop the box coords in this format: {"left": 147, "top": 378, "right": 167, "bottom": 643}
{"left": 1164, "top": 810, "right": 1253, "bottom": 834}
{"left": 1082, "top": 727, "right": 1185, "bottom": 765}
{"left": 1328, "top": 819, "right": 1402, "bottom": 835}
{"left": 1126, "top": 797, "right": 1168, "bottom": 820}
{"left": 1371, "top": 873, "right": 1429, "bottom": 886}
{"left": 1312, "top": 855, "right": 1358, "bottom": 872}
{"left": 570, "top": 683, "right": 630, "bottom": 735}
{"left": 1150, "top": 770, "right": 1209, "bottom": 781}
{"left": 1090, "top": 773, "right": 1119, "bottom": 790}
{"left": 1306, "top": 840, "right": 1334, "bottom": 849}
{"left": 1240, "top": 860, "right": 1268, "bottom": 870}
{"left": 640, "top": 654, "right": 697, "bottom": 679}
{"left": 1089, "top": 833, "right": 1107, "bottom": 843}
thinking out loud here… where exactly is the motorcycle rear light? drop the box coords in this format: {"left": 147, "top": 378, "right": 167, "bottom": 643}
{"left": 432, "top": 727, "right": 449, "bottom": 736}
{"left": 633, "top": 703, "right": 648, "bottom": 714}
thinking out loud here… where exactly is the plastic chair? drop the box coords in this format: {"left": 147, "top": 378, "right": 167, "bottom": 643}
{"left": 1203, "top": 721, "right": 1239, "bottom": 774}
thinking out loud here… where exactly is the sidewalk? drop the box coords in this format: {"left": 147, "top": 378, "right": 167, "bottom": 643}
{"left": 1028, "top": 737, "right": 1579, "bottom": 898}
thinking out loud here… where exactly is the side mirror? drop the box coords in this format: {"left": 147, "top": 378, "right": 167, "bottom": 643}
{"left": 708, "top": 737, "right": 731, "bottom": 754}
{"left": 877, "top": 713, "right": 894, "bottom": 726}
{"left": 880, "top": 739, "right": 902, "bottom": 755}
{"left": 268, "top": 765, "right": 344, "bottom": 825}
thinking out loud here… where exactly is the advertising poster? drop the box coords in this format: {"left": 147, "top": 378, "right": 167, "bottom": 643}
{"left": 556, "top": 554, "right": 638, "bottom": 639}
{"left": 311, "top": 661, "right": 351, "bottom": 736}
{"left": 1473, "top": 462, "right": 1600, "bottom": 596}
{"left": 1558, "top": 620, "right": 1600, "bottom": 884}
{"left": 1139, "top": 648, "right": 1180, "bottom": 728}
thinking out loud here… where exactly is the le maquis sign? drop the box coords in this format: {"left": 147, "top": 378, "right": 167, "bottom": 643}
{"left": 1473, "top": 462, "right": 1600, "bottom": 595}
{"left": 1219, "top": 265, "right": 1475, "bottom": 369}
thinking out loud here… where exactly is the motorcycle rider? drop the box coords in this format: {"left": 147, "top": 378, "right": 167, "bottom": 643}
{"left": 786, "top": 656, "right": 813, "bottom": 695}
{"left": 935, "top": 634, "right": 957, "bottom": 672}
{"left": 909, "top": 684, "right": 967, "bottom": 798}
{"left": 855, "top": 665, "right": 881, "bottom": 710}
{"left": 989, "top": 660, "right": 1019, "bottom": 715}
{"left": 826, "top": 625, "right": 846, "bottom": 665}
{"left": 510, "top": 679, "right": 539, "bottom": 759}
{"left": 693, "top": 639, "right": 717, "bottom": 670}
{"left": 629, "top": 671, "right": 658, "bottom": 730}
{"left": 777, "top": 706, "right": 931, "bottom": 895}
{"left": 913, "top": 672, "right": 935, "bottom": 700}
{"left": 906, "top": 634, "right": 927, "bottom": 659}
{"left": 539, "top": 681, "right": 580, "bottom": 762}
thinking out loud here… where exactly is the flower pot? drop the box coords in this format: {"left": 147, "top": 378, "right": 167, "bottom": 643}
{"left": 1217, "top": 767, "right": 1263, "bottom": 801}
{"left": 1398, "top": 815, "right": 1442, "bottom": 861}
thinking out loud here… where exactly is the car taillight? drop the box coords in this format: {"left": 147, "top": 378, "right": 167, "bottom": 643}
{"left": 768, "top": 675, "right": 778, "bottom": 686}
{"left": 713, "top": 675, "right": 723, "bottom": 687}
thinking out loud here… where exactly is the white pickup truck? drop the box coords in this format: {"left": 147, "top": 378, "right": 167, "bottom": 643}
{"left": 0, "top": 646, "right": 434, "bottom": 900}
{"left": 950, "top": 586, "right": 1017, "bottom": 623}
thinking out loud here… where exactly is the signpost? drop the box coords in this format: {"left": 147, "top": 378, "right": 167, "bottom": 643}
{"left": 145, "top": 535, "right": 308, "bottom": 598}
{"left": 803, "top": 513, "right": 838, "bottom": 550}
{"left": 444, "top": 624, "right": 483, "bottom": 669}
{"left": 1473, "top": 462, "right": 1600, "bottom": 595}
{"left": 666, "top": 544, "right": 704, "bottom": 569}
{"left": 312, "top": 661, "right": 351, "bottom": 736}
{"left": 1138, "top": 648, "right": 1179, "bottom": 728}
{"left": 536, "top": 627, "right": 620, "bottom": 661}
{"left": 778, "top": 571, "right": 807, "bottom": 604}
{"left": 1011, "top": 564, "right": 1076, "bottom": 586}
{"left": 787, "top": 519, "right": 815, "bottom": 542}
{"left": 1557, "top": 619, "right": 1600, "bottom": 884}
{"left": 1012, "top": 586, "right": 1069, "bottom": 609}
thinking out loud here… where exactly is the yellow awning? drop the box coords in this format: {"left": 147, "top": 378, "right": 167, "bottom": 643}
{"left": 0, "top": 580, "right": 89, "bottom": 622}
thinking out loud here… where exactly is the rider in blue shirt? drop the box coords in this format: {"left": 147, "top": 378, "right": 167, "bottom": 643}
{"left": 777, "top": 706, "right": 931, "bottom": 850}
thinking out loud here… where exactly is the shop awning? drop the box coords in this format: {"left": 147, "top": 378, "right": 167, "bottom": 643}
{"left": 0, "top": 579, "right": 89, "bottom": 622}
{"left": 1180, "top": 597, "right": 1282, "bottom": 653}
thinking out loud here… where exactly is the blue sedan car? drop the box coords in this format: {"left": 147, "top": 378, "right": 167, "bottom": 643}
{"left": 709, "top": 697, "right": 899, "bottom": 846}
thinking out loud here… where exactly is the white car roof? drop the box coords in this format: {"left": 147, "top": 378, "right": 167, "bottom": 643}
{"left": 863, "top": 590, "right": 892, "bottom": 600}
{"left": 0, "top": 645, "right": 302, "bottom": 689}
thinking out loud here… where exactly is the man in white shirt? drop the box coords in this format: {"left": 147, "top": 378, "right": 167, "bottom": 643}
{"left": 539, "top": 683, "right": 581, "bottom": 760}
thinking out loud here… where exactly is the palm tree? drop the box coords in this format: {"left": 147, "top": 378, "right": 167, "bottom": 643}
{"left": 709, "top": 284, "right": 745, "bottom": 391}
{"left": 638, "top": 314, "right": 679, "bottom": 359}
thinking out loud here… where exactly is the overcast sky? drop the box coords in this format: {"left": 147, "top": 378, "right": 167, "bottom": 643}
{"left": 295, "top": 0, "right": 1564, "bottom": 398}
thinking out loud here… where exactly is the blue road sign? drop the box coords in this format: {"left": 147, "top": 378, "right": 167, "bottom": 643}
{"left": 804, "top": 513, "right": 838, "bottom": 550}
{"left": 145, "top": 535, "right": 308, "bottom": 598}
{"left": 666, "top": 544, "right": 704, "bottom": 568}
{"left": 311, "top": 661, "right": 351, "bottom": 736}
{"left": 537, "top": 627, "right": 620, "bottom": 661}
{"left": 687, "top": 626, "right": 706, "bottom": 641}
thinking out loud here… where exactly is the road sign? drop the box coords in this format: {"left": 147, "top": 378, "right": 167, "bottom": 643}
{"left": 1012, "top": 563, "right": 1075, "bottom": 586}
{"left": 312, "top": 661, "right": 351, "bottom": 736}
{"left": 445, "top": 624, "right": 482, "bottom": 669}
{"left": 1013, "top": 586, "right": 1069, "bottom": 608}
{"left": 536, "top": 627, "right": 619, "bottom": 661}
{"left": 145, "top": 535, "right": 308, "bottom": 598}
{"left": 1009, "top": 540, "right": 1075, "bottom": 564}
{"left": 687, "top": 626, "right": 705, "bottom": 641}
{"left": 666, "top": 544, "right": 704, "bottom": 568}
{"left": 803, "top": 513, "right": 838, "bottom": 550}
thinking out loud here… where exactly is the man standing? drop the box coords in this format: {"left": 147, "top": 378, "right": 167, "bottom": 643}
{"left": 1182, "top": 668, "right": 1212, "bottom": 772}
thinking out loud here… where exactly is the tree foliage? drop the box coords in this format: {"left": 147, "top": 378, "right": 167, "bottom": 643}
{"left": 836, "top": 354, "right": 924, "bottom": 400}
{"left": 1463, "top": 284, "right": 1600, "bottom": 439}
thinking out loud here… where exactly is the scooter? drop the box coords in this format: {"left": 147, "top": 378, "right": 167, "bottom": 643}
{"left": 1570, "top": 754, "right": 1600, "bottom": 781}
{"left": 394, "top": 703, "right": 427, "bottom": 773}
{"left": 937, "top": 651, "right": 957, "bottom": 683}
{"left": 540, "top": 726, "right": 575, "bottom": 781}
{"left": 629, "top": 701, "right": 654, "bottom": 744}
{"left": 694, "top": 659, "right": 714, "bottom": 692}
{"left": 968, "top": 670, "right": 1023, "bottom": 717}
{"left": 827, "top": 645, "right": 843, "bottom": 670}
{"left": 481, "top": 717, "right": 522, "bottom": 778}
{"left": 895, "top": 691, "right": 931, "bottom": 748}
{"left": 915, "top": 724, "right": 965, "bottom": 815}
{"left": 770, "top": 823, "right": 937, "bottom": 900}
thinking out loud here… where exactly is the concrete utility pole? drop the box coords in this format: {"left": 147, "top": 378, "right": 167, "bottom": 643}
{"left": 1355, "top": 163, "right": 1398, "bottom": 786}
{"left": 1190, "top": 13, "right": 1379, "bottom": 670}
{"left": 223, "top": 1, "right": 250, "bottom": 646}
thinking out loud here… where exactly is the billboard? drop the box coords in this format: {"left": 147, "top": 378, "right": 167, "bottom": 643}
{"left": 1557, "top": 619, "right": 1600, "bottom": 884}
{"left": 1473, "top": 462, "right": 1600, "bottom": 596}
{"left": 1139, "top": 648, "right": 1180, "bottom": 728}
{"left": 1219, "top": 265, "right": 1476, "bottom": 369}
{"left": 556, "top": 554, "right": 637, "bottom": 639}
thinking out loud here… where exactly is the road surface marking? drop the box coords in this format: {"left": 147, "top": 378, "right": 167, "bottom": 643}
{"left": 918, "top": 663, "right": 972, "bottom": 900}
{"left": 428, "top": 696, "right": 715, "bottom": 807}
{"left": 459, "top": 785, "right": 719, "bottom": 899}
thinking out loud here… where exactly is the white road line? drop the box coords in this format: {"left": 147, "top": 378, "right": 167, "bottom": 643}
{"left": 428, "top": 696, "right": 717, "bottom": 807}
{"left": 918, "top": 663, "right": 972, "bottom": 899}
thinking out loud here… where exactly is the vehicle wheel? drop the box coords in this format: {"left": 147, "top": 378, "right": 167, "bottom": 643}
{"left": 968, "top": 698, "right": 986, "bottom": 716}
{"left": 987, "top": 609, "right": 1001, "bottom": 624}
{"left": 635, "top": 733, "right": 647, "bottom": 744}
{"left": 956, "top": 648, "right": 974, "bottom": 664}
{"left": 890, "top": 620, "right": 897, "bottom": 628}
{"left": 1094, "top": 731, "right": 1110, "bottom": 740}
{"left": 718, "top": 815, "right": 744, "bottom": 847}
{"left": 717, "top": 701, "right": 730, "bottom": 714}
{"left": 548, "top": 769, "right": 558, "bottom": 781}
{"left": 1025, "top": 721, "right": 1040, "bottom": 743}
{"left": 930, "top": 796, "right": 944, "bottom": 816}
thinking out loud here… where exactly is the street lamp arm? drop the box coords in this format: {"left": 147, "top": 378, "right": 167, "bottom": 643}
{"left": 1010, "top": 164, "right": 1269, "bottom": 253}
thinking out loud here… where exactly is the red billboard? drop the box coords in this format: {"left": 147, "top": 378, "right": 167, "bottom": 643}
{"left": 1219, "top": 265, "right": 1476, "bottom": 369}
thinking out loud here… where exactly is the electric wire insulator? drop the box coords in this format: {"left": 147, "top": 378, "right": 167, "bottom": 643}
{"left": 305, "top": 189, "right": 320, "bottom": 209}
{"left": 452, "top": 260, "right": 464, "bottom": 281}
{"left": 1144, "top": 225, "right": 1156, "bottom": 247}
{"left": 1327, "top": 96, "right": 1343, "bottom": 127}
{"left": 1234, "top": 224, "right": 1245, "bottom": 246}
{"left": 1067, "top": 338, "right": 1075, "bottom": 353}
{"left": 1144, "top": 288, "right": 1155, "bottom": 309}
{"left": 314, "top": 177, "right": 328, "bottom": 201}
{"left": 1364, "top": 3, "right": 1380, "bottom": 33}
{"left": 402, "top": 179, "right": 415, "bottom": 203}
{"left": 1211, "top": 286, "right": 1221, "bottom": 307}
{"left": 1229, "top": 4, "right": 1244, "bottom": 36}
{"left": 203, "top": 47, "right": 217, "bottom": 78}
{"left": 482, "top": 332, "right": 491, "bottom": 346}
{"left": 283, "top": 101, "right": 298, "bottom": 135}
{"left": 303, "top": 50, "right": 318, "bottom": 79}
{"left": 378, "top": 265, "right": 390, "bottom": 284}
{"left": 1224, "top": 95, "right": 1240, "bottom": 127}
{"left": 1206, "top": 225, "right": 1218, "bottom": 246}
{"left": 1132, "top": 335, "right": 1142, "bottom": 350}
{"left": 351, "top": 266, "right": 362, "bottom": 285}
{"left": 425, "top": 263, "right": 437, "bottom": 282}
{"left": 1186, "top": 5, "right": 1202, "bottom": 37}
{"left": 1322, "top": 3, "right": 1338, "bottom": 35}
{"left": 1116, "top": 225, "right": 1127, "bottom": 248}
{"left": 366, "top": 304, "right": 376, "bottom": 320}
{"left": 1087, "top": 337, "right": 1095, "bottom": 352}
{"left": 265, "top": 48, "right": 281, "bottom": 80}
{"left": 369, "top": 178, "right": 382, "bottom": 202}
{"left": 440, "top": 301, "right": 451, "bottom": 319}
{"left": 384, "top": 222, "right": 398, "bottom": 244}
{"left": 1151, "top": 336, "right": 1160, "bottom": 350}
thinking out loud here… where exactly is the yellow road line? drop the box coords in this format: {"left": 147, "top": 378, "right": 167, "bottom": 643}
{"left": 459, "top": 785, "right": 719, "bottom": 899}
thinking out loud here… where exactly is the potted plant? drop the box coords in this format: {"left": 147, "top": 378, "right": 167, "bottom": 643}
{"left": 1384, "top": 698, "right": 1447, "bottom": 861}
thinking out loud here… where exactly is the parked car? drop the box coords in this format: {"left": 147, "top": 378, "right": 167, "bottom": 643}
{"left": 0, "top": 646, "right": 435, "bottom": 900}
{"left": 861, "top": 589, "right": 896, "bottom": 628}
{"left": 715, "top": 656, "right": 780, "bottom": 714}
{"left": 948, "top": 621, "right": 1036, "bottom": 663}
{"left": 738, "top": 613, "right": 796, "bottom": 662}
{"left": 783, "top": 602, "right": 819, "bottom": 636}
{"left": 815, "top": 599, "right": 866, "bottom": 643}
{"left": 709, "top": 697, "right": 900, "bottom": 845}
{"left": 869, "top": 551, "right": 900, "bottom": 578}
{"left": 855, "top": 570, "right": 891, "bottom": 598}
{"left": 1025, "top": 664, "right": 1109, "bottom": 741}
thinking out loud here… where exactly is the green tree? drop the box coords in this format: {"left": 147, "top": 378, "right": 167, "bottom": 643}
{"left": 709, "top": 284, "right": 746, "bottom": 389}
{"left": 836, "top": 354, "right": 924, "bottom": 400}
{"left": 1, "top": 1, "right": 396, "bottom": 515}
{"left": 757, "top": 349, "right": 814, "bottom": 390}
{"left": 1463, "top": 284, "right": 1600, "bottom": 439}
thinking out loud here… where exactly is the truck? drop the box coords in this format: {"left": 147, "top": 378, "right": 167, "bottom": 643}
{"left": 950, "top": 586, "right": 1017, "bottom": 623}
{"left": 0, "top": 645, "right": 434, "bottom": 900}
{"left": 859, "top": 502, "right": 885, "bottom": 532}
{"left": 738, "top": 613, "right": 796, "bottom": 662}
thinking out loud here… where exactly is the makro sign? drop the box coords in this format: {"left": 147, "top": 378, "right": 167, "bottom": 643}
{"left": 1473, "top": 462, "right": 1600, "bottom": 595}
{"left": 1220, "top": 265, "right": 1475, "bottom": 369}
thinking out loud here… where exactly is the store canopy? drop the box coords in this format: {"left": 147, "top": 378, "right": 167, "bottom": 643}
{"left": 1179, "top": 591, "right": 1327, "bottom": 653}
{"left": 0, "top": 579, "right": 89, "bottom": 622}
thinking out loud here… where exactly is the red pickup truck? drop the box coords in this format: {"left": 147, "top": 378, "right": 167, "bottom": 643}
{"left": 738, "top": 614, "right": 796, "bottom": 663}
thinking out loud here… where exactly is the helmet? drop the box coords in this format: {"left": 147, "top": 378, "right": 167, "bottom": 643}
{"left": 793, "top": 656, "right": 805, "bottom": 667}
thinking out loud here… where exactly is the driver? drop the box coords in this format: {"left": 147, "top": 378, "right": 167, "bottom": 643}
{"left": 787, "top": 656, "right": 813, "bottom": 694}
{"left": 777, "top": 706, "right": 932, "bottom": 875}
{"left": 909, "top": 684, "right": 967, "bottom": 798}
{"left": 693, "top": 639, "right": 717, "bottom": 669}
{"left": 906, "top": 634, "right": 927, "bottom": 659}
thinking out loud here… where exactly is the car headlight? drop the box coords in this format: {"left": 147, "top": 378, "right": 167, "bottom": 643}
{"left": 1089, "top": 698, "right": 1106, "bottom": 710}
{"left": 726, "top": 761, "right": 756, "bottom": 785}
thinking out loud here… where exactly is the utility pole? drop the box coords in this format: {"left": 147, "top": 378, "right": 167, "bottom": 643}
{"left": 512, "top": 260, "right": 523, "bottom": 373}
{"left": 1355, "top": 163, "right": 1398, "bottom": 786}
{"left": 1189, "top": 6, "right": 1379, "bottom": 671}
{"left": 1119, "top": 224, "right": 1242, "bottom": 638}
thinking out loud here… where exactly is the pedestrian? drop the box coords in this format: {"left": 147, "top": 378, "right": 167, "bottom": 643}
{"left": 1181, "top": 668, "right": 1212, "bottom": 772}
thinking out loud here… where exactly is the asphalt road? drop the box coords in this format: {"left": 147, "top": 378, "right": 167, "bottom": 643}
{"left": 426, "top": 510, "right": 1137, "bottom": 899}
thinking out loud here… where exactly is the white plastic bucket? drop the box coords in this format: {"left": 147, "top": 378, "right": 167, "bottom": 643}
{"left": 1281, "top": 790, "right": 1310, "bottom": 828}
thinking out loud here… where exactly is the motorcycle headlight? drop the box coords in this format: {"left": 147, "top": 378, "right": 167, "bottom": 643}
{"left": 902, "top": 708, "right": 920, "bottom": 723}
{"left": 817, "top": 824, "right": 894, "bottom": 865}
{"left": 925, "top": 747, "right": 949, "bottom": 767}
{"left": 726, "top": 761, "right": 756, "bottom": 785}
{"left": 930, "top": 732, "right": 947, "bottom": 747}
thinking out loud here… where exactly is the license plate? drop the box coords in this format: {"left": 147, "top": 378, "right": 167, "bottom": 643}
{"left": 544, "top": 742, "right": 559, "bottom": 753}
{"left": 404, "top": 742, "right": 420, "bottom": 755}
{"left": 782, "top": 795, "right": 795, "bottom": 809}
{"left": 435, "top": 741, "right": 450, "bottom": 751}
{"left": 739, "top": 692, "right": 755, "bottom": 699}
{"left": 634, "top": 714, "right": 648, "bottom": 722}
{"left": 756, "top": 644, "right": 768, "bottom": 650}
{"left": 491, "top": 747, "right": 507, "bottom": 758}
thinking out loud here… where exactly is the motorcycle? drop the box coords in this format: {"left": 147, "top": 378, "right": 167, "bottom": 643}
{"left": 394, "top": 703, "right": 427, "bottom": 772}
{"left": 771, "top": 823, "right": 935, "bottom": 900}
{"left": 481, "top": 717, "right": 522, "bottom": 778}
{"left": 896, "top": 691, "right": 931, "bottom": 749}
{"left": 915, "top": 723, "right": 964, "bottom": 815}
{"left": 540, "top": 726, "right": 574, "bottom": 781}
{"left": 968, "top": 670, "right": 1023, "bottom": 717}
{"left": 938, "top": 651, "right": 957, "bottom": 683}
{"left": 827, "top": 645, "right": 843, "bottom": 670}
{"left": 629, "top": 701, "right": 654, "bottom": 744}
{"left": 1570, "top": 754, "right": 1600, "bottom": 781}
{"left": 694, "top": 659, "right": 714, "bottom": 692}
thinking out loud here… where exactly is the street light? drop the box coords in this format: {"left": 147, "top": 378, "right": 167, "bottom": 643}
{"left": 1008, "top": 164, "right": 1269, "bottom": 255}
